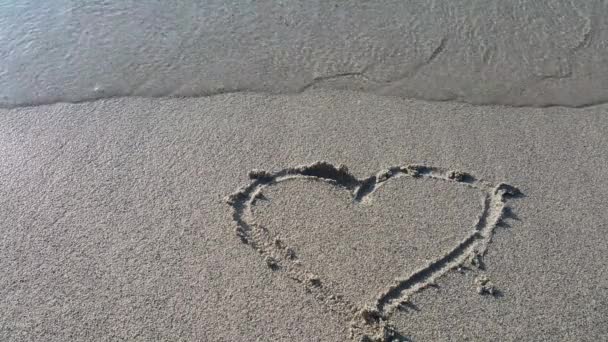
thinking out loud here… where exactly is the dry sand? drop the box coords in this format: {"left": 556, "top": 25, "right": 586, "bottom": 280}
{"left": 0, "top": 90, "right": 606, "bottom": 341}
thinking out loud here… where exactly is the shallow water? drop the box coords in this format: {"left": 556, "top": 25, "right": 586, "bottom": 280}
{"left": 1, "top": 0, "right": 607, "bottom": 108}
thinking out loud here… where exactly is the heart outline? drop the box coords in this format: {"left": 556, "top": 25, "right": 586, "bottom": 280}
{"left": 226, "top": 161, "right": 521, "bottom": 341}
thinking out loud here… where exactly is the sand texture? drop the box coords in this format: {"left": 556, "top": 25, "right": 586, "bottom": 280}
{"left": 1, "top": 91, "right": 606, "bottom": 341}
{"left": 2, "top": 0, "right": 608, "bottom": 107}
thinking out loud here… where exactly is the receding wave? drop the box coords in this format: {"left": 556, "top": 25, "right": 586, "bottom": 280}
{"left": 1, "top": 0, "right": 606, "bottom": 108}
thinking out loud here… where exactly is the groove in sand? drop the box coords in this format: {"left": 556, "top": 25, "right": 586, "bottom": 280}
{"left": 226, "top": 161, "right": 522, "bottom": 341}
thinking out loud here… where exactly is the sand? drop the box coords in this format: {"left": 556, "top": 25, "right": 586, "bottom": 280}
{"left": 0, "top": 90, "right": 606, "bottom": 341}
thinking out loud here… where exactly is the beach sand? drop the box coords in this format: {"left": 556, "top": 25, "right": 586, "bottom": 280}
{"left": 1, "top": 90, "right": 606, "bottom": 341}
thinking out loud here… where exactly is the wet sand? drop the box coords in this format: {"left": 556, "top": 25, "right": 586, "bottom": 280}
{"left": 1, "top": 91, "right": 606, "bottom": 341}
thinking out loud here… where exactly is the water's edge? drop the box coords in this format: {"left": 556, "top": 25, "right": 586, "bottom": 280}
{"left": 2, "top": 0, "right": 607, "bottom": 108}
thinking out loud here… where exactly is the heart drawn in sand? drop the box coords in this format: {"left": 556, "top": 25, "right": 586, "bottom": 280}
{"left": 226, "top": 162, "right": 521, "bottom": 341}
